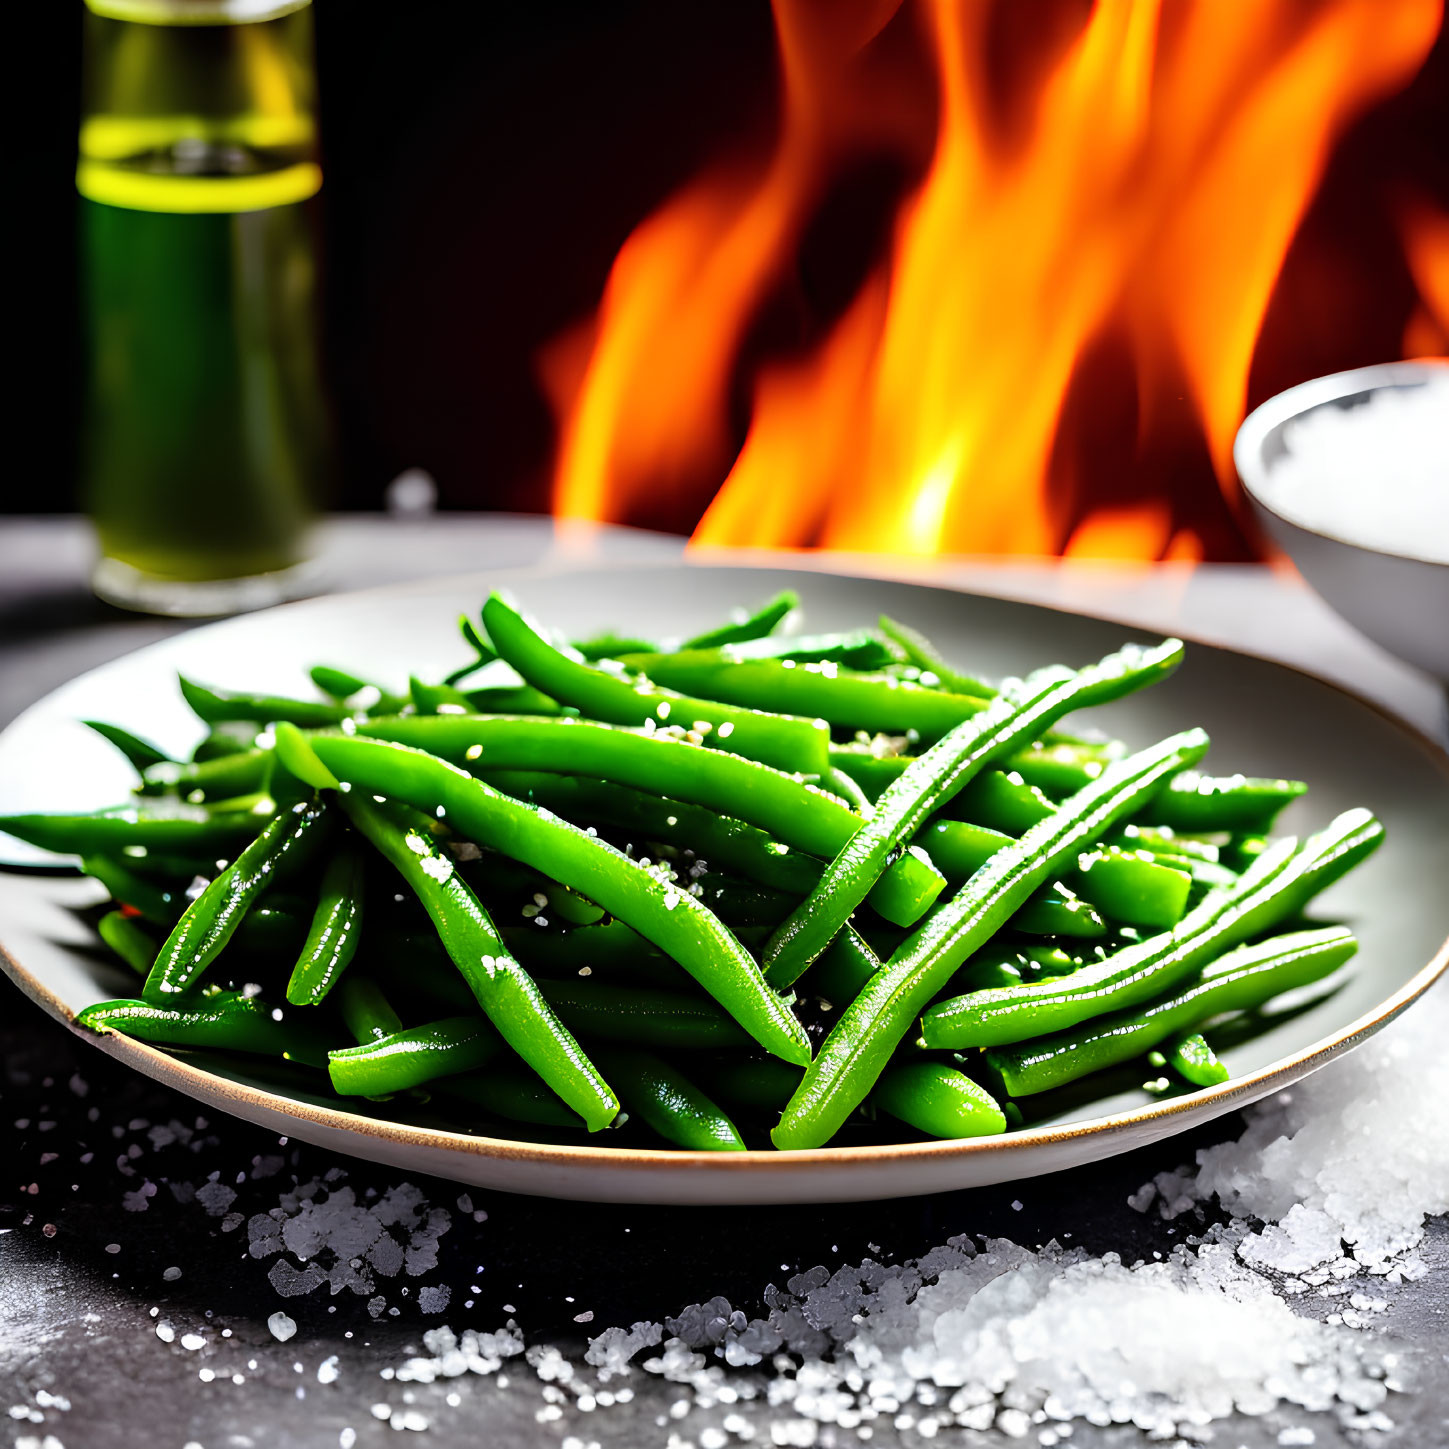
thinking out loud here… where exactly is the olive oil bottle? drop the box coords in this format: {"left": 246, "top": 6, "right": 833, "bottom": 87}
{"left": 80, "top": 0, "right": 327, "bottom": 614}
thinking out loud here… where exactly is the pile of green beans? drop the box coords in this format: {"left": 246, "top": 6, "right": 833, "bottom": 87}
{"left": 1, "top": 589, "right": 1380, "bottom": 1154}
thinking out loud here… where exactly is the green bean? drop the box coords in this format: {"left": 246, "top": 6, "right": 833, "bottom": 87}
{"left": 919, "top": 808, "right": 1380, "bottom": 1049}
{"left": 1116, "top": 825, "right": 1220, "bottom": 863}
{"left": 998, "top": 739, "right": 1122, "bottom": 796}
{"left": 573, "top": 632, "right": 659, "bottom": 662}
{"left": 808, "top": 926, "right": 884, "bottom": 1007}
{"left": 0, "top": 800, "right": 267, "bottom": 858}
{"left": 1150, "top": 773, "right": 1307, "bottom": 832}
{"left": 944, "top": 942, "right": 1094, "bottom": 994}
{"left": 414, "top": 675, "right": 565, "bottom": 719}
{"left": 479, "top": 769, "right": 824, "bottom": 896}
{"left": 309, "top": 665, "right": 409, "bottom": 715}
{"left": 465, "top": 685, "right": 566, "bottom": 716}
{"left": 84, "top": 720, "right": 172, "bottom": 773}
{"left": 143, "top": 798, "right": 329, "bottom": 999}
{"left": 828, "top": 747, "right": 1054, "bottom": 805}
{"left": 328, "top": 1015, "right": 502, "bottom": 1096}
{"left": 828, "top": 751, "right": 916, "bottom": 803}
{"left": 945, "top": 771, "right": 1055, "bottom": 834}
{"left": 876, "top": 615, "right": 996, "bottom": 697}
{"left": 443, "top": 614, "right": 500, "bottom": 685}
{"left": 286, "top": 844, "right": 367, "bottom": 1005}
{"left": 1158, "top": 854, "right": 1241, "bottom": 892}
{"left": 482, "top": 593, "right": 830, "bottom": 776}
{"left": 872, "top": 1062, "right": 1006, "bottom": 1139}
{"left": 814, "top": 933, "right": 1085, "bottom": 1008}
{"left": 486, "top": 768, "right": 921, "bottom": 923}
{"left": 337, "top": 792, "right": 619, "bottom": 1131}
{"left": 541, "top": 882, "right": 607, "bottom": 926}
{"left": 913, "top": 823, "right": 1195, "bottom": 928}
{"left": 618, "top": 651, "right": 990, "bottom": 740}
{"left": 823, "top": 766, "right": 874, "bottom": 815}
{"left": 97, "top": 910, "right": 157, "bottom": 976}
{"left": 439, "top": 1068, "right": 583, "bottom": 1129}
{"left": 986, "top": 926, "right": 1356, "bottom": 1095}
{"left": 77, "top": 990, "right": 328, "bottom": 1063}
{"left": 1163, "top": 1031, "right": 1228, "bottom": 1087}
{"left": 82, "top": 855, "right": 185, "bottom": 926}
{"left": 1144, "top": 843, "right": 1232, "bottom": 887}
{"left": 832, "top": 760, "right": 1057, "bottom": 830}
{"left": 838, "top": 923, "right": 1080, "bottom": 986}
{"left": 920, "top": 842, "right": 1298, "bottom": 1048}
{"left": 355, "top": 714, "right": 944, "bottom": 926}
{"left": 338, "top": 977, "right": 403, "bottom": 1043}
{"left": 1113, "top": 830, "right": 1240, "bottom": 889}
{"left": 141, "top": 748, "right": 271, "bottom": 802}
{"left": 834, "top": 750, "right": 1295, "bottom": 833}
{"left": 902, "top": 816, "right": 1169, "bottom": 919}
{"left": 594, "top": 1047, "right": 745, "bottom": 1151}
{"left": 179, "top": 676, "right": 351, "bottom": 729}
{"left": 762, "top": 639, "right": 1183, "bottom": 987}
{"left": 282, "top": 729, "right": 811, "bottom": 1066}
{"left": 233, "top": 903, "right": 310, "bottom": 956}
{"left": 873, "top": 662, "right": 944, "bottom": 688}
{"left": 682, "top": 590, "right": 798, "bottom": 649}
{"left": 771, "top": 728, "right": 1209, "bottom": 1150}
{"left": 311, "top": 664, "right": 371, "bottom": 699}
{"left": 538, "top": 980, "right": 751, "bottom": 1050}
{"left": 1069, "top": 848, "right": 1191, "bottom": 929}
{"left": 712, "top": 629, "right": 901, "bottom": 670}
{"left": 910, "top": 819, "right": 1014, "bottom": 878}
{"left": 410, "top": 676, "right": 477, "bottom": 715}
{"left": 1009, "top": 884, "right": 1107, "bottom": 937}
{"left": 191, "top": 726, "right": 259, "bottom": 762}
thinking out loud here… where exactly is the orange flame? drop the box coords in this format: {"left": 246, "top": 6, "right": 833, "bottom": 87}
{"left": 547, "top": 0, "right": 1444, "bottom": 558}
{"left": 1401, "top": 198, "right": 1449, "bottom": 356}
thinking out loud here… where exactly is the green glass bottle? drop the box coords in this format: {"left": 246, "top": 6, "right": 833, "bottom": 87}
{"left": 79, "top": 0, "right": 327, "bottom": 615}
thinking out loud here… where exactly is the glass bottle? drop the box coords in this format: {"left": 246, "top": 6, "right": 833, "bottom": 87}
{"left": 79, "top": 0, "right": 327, "bottom": 615}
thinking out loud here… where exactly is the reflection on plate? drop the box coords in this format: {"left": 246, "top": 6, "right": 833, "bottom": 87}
{"left": 1, "top": 562, "right": 1445, "bottom": 1204}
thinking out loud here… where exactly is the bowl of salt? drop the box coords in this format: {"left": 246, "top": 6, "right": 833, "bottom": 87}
{"left": 1235, "top": 359, "right": 1449, "bottom": 682}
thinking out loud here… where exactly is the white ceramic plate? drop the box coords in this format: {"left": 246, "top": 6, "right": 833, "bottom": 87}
{"left": 1, "top": 562, "right": 1446, "bottom": 1204}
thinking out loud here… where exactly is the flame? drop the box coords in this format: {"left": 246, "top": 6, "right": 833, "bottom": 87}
{"left": 1401, "top": 199, "right": 1449, "bottom": 357}
{"left": 548, "top": 0, "right": 1444, "bottom": 558}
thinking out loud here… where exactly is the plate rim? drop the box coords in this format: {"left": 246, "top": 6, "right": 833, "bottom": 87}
{"left": 2, "top": 555, "right": 1446, "bottom": 1183}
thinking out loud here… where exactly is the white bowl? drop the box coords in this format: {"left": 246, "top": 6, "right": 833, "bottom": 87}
{"left": 1235, "top": 360, "right": 1449, "bottom": 682}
